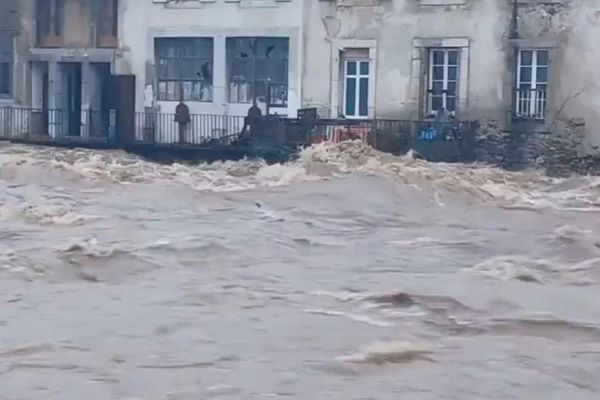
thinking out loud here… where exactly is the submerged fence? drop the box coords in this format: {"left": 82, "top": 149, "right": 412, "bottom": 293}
{"left": 245, "top": 117, "right": 477, "bottom": 162}
{"left": 0, "top": 106, "right": 477, "bottom": 162}
{"left": 0, "top": 107, "right": 245, "bottom": 147}
{"left": 0, "top": 107, "right": 115, "bottom": 144}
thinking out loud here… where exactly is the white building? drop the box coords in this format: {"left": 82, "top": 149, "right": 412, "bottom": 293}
{"left": 118, "top": 0, "right": 304, "bottom": 119}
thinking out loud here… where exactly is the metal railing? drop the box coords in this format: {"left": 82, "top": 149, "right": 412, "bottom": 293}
{"left": 0, "top": 107, "right": 114, "bottom": 143}
{"left": 243, "top": 116, "right": 476, "bottom": 161}
{"left": 0, "top": 106, "right": 476, "bottom": 162}
{"left": 135, "top": 112, "right": 245, "bottom": 145}
{"left": 515, "top": 88, "right": 547, "bottom": 120}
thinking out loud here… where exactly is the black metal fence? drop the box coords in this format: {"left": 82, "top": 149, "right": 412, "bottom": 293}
{"left": 134, "top": 112, "right": 245, "bottom": 145}
{"left": 0, "top": 106, "right": 477, "bottom": 163}
{"left": 0, "top": 107, "right": 245, "bottom": 147}
{"left": 0, "top": 107, "right": 115, "bottom": 144}
{"left": 244, "top": 117, "right": 476, "bottom": 162}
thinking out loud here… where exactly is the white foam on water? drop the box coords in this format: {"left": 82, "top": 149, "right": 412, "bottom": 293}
{"left": 309, "top": 290, "right": 371, "bottom": 303}
{"left": 337, "top": 341, "right": 432, "bottom": 364}
{"left": 1, "top": 141, "right": 599, "bottom": 212}
{"left": 303, "top": 308, "right": 394, "bottom": 327}
{"left": 467, "top": 255, "right": 600, "bottom": 285}
{"left": 62, "top": 238, "right": 129, "bottom": 259}
{"left": 20, "top": 203, "right": 94, "bottom": 226}
{"left": 0, "top": 251, "right": 46, "bottom": 280}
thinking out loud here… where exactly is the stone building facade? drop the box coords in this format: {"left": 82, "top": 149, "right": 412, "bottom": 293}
{"left": 2, "top": 0, "right": 600, "bottom": 169}
{"left": 302, "top": 0, "right": 600, "bottom": 161}
{"left": 3, "top": 0, "right": 121, "bottom": 138}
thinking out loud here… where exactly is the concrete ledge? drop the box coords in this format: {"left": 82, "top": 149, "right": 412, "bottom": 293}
{"left": 29, "top": 48, "right": 119, "bottom": 63}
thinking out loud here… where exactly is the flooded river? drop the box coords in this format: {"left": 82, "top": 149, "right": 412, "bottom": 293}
{"left": 1, "top": 141, "right": 600, "bottom": 399}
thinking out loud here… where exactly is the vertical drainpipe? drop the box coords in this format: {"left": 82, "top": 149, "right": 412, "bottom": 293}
{"left": 508, "top": 0, "right": 519, "bottom": 133}
{"left": 509, "top": 0, "right": 519, "bottom": 40}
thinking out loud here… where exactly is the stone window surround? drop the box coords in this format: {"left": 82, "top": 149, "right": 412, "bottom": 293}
{"left": 155, "top": 0, "right": 292, "bottom": 8}
{"left": 329, "top": 38, "right": 377, "bottom": 119}
{"left": 411, "top": 37, "right": 469, "bottom": 120}
{"left": 508, "top": 38, "right": 557, "bottom": 129}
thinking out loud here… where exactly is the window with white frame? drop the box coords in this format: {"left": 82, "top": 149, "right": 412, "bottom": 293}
{"left": 155, "top": 37, "right": 214, "bottom": 102}
{"left": 515, "top": 49, "right": 549, "bottom": 120}
{"left": 343, "top": 59, "right": 369, "bottom": 118}
{"left": 427, "top": 48, "right": 458, "bottom": 116}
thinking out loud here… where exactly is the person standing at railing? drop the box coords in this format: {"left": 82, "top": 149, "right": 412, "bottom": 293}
{"left": 175, "top": 96, "right": 190, "bottom": 145}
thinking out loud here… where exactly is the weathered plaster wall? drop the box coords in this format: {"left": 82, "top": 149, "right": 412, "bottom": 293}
{"left": 536, "top": 0, "right": 600, "bottom": 154}
{"left": 303, "top": 0, "right": 600, "bottom": 156}
{"left": 304, "top": 0, "right": 512, "bottom": 121}
{"left": 119, "top": 0, "right": 304, "bottom": 117}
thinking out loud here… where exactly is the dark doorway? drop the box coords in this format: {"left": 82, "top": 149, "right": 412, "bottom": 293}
{"left": 109, "top": 74, "right": 135, "bottom": 145}
{"left": 63, "top": 62, "right": 82, "bottom": 136}
{"left": 90, "top": 62, "right": 111, "bottom": 137}
{"left": 42, "top": 71, "right": 49, "bottom": 135}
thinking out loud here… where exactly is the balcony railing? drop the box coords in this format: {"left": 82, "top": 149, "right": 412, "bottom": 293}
{"left": 515, "top": 88, "right": 547, "bottom": 120}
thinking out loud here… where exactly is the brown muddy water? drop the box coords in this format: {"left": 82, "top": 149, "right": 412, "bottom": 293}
{"left": 1, "top": 141, "right": 600, "bottom": 399}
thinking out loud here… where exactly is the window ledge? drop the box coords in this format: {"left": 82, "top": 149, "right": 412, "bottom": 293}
{"left": 419, "top": 0, "right": 467, "bottom": 6}
{"left": 413, "top": 37, "right": 469, "bottom": 48}
{"left": 509, "top": 39, "right": 558, "bottom": 49}
{"left": 510, "top": 118, "right": 551, "bottom": 133}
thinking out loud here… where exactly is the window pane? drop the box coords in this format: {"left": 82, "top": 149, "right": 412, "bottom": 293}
{"left": 0, "top": 62, "right": 9, "bottom": 95}
{"left": 432, "top": 81, "right": 444, "bottom": 95}
{"left": 521, "top": 50, "right": 533, "bottom": 66}
{"left": 257, "top": 37, "right": 288, "bottom": 59}
{"left": 433, "top": 66, "right": 444, "bottom": 80}
{"left": 446, "top": 96, "right": 456, "bottom": 112}
{"left": 155, "top": 37, "right": 214, "bottom": 101}
{"left": 537, "top": 50, "right": 549, "bottom": 66}
{"left": 346, "top": 61, "right": 357, "bottom": 75}
{"left": 432, "top": 50, "right": 444, "bottom": 65}
{"left": 158, "top": 81, "right": 167, "bottom": 99}
{"left": 519, "top": 83, "right": 531, "bottom": 91}
{"left": 359, "top": 77, "right": 368, "bottom": 116}
{"left": 167, "top": 81, "right": 176, "bottom": 101}
{"left": 447, "top": 81, "right": 457, "bottom": 95}
{"left": 359, "top": 61, "right": 369, "bottom": 75}
{"left": 520, "top": 66, "right": 532, "bottom": 83}
{"left": 226, "top": 36, "right": 289, "bottom": 104}
{"left": 345, "top": 78, "right": 356, "bottom": 116}
{"left": 448, "top": 66, "right": 457, "bottom": 80}
{"left": 536, "top": 66, "right": 548, "bottom": 83}
{"left": 448, "top": 50, "right": 458, "bottom": 65}
{"left": 431, "top": 96, "right": 443, "bottom": 113}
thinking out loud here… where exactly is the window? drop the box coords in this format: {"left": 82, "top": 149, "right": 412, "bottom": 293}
{"left": 427, "top": 48, "right": 458, "bottom": 116}
{"left": 343, "top": 59, "right": 369, "bottom": 118}
{"left": 97, "top": 0, "right": 118, "bottom": 48}
{"left": 0, "top": 33, "right": 12, "bottom": 97}
{"left": 515, "top": 49, "right": 549, "bottom": 120}
{"left": 37, "top": 0, "right": 63, "bottom": 47}
{"left": 226, "top": 37, "right": 289, "bottom": 105}
{"left": 155, "top": 38, "right": 213, "bottom": 102}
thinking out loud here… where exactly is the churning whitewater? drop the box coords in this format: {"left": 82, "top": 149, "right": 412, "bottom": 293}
{"left": 1, "top": 141, "right": 600, "bottom": 399}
